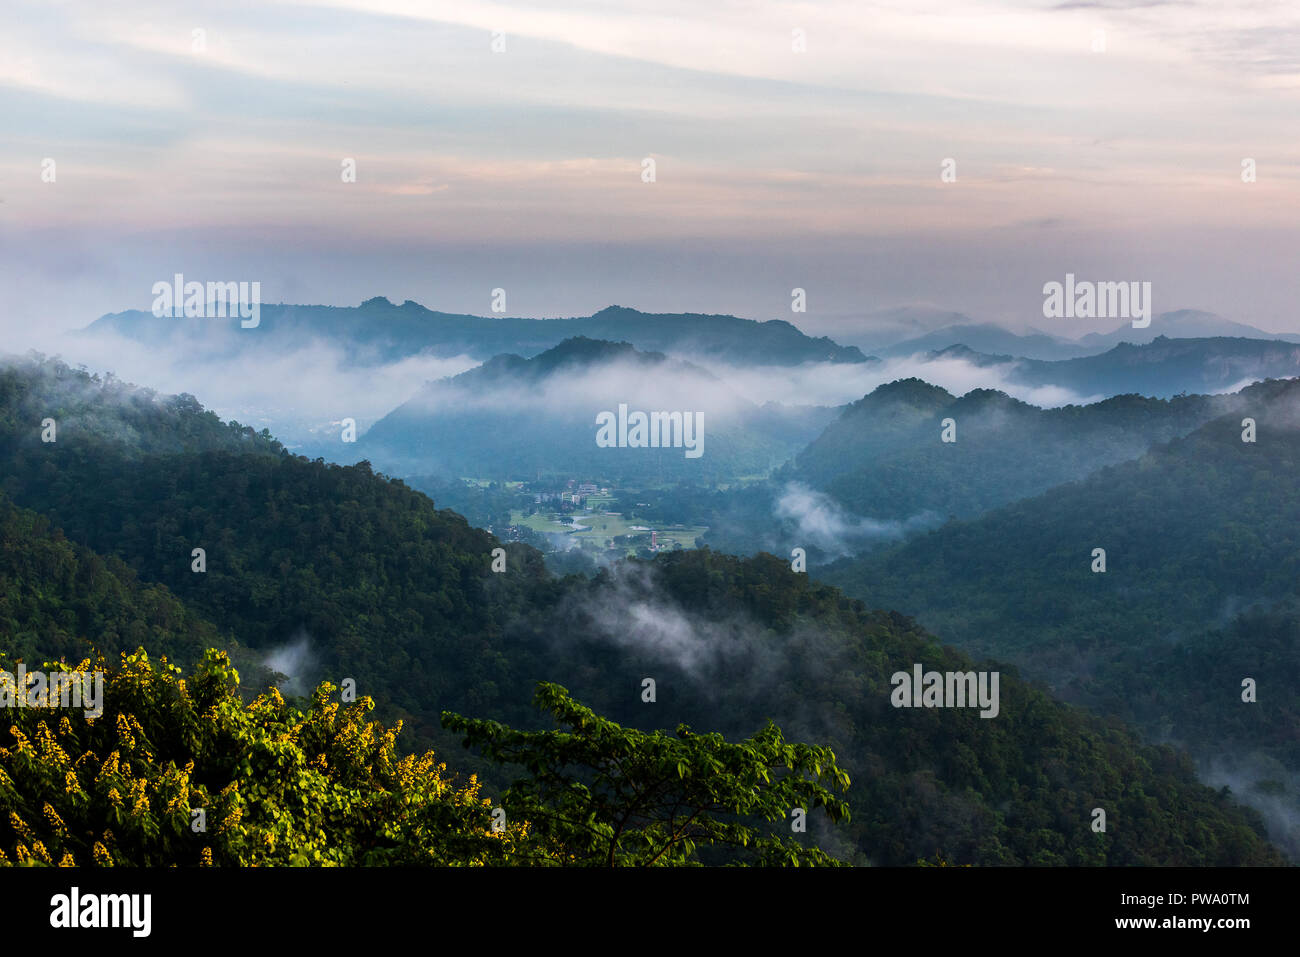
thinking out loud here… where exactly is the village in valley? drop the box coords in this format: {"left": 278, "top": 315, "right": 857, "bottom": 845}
{"left": 489, "top": 478, "right": 708, "bottom": 561}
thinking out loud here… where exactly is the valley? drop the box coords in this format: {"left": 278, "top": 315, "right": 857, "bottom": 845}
{"left": 5, "top": 302, "right": 1300, "bottom": 867}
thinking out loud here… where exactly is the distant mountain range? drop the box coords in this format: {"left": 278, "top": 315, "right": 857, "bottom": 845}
{"left": 827, "top": 307, "right": 1298, "bottom": 361}
{"left": 83, "top": 299, "right": 872, "bottom": 367}
{"left": 879, "top": 323, "right": 1095, "bottom": 361}
{"left": 926, "top": 335, "right": 1300, "bottom": 397}
{"left": 84, "top": 298, "right": 1299, "bottom": 372}
{"left": 1076, "top": 309, "right": 1300, "bottom": 350}
{"left": 73, "top": 299, "right": 1300, "bottom": 483}
{"left": 804, "top": 306, "right": 983, "bottom": 353}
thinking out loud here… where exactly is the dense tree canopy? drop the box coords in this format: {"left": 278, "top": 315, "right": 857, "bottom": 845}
{"left": 444, "top": 681, "right": 851, "bottom": 866}
{"left": 0, "top": 649, "right": 524, "bottom": 866}
{"left": 1, "top": 650, "right": 850, "bottom": 866}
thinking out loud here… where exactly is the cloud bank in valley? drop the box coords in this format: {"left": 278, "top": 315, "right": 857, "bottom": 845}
{"left": 37, "top": 328, "right": 479, "bottom": 446}
{"left": 775, "top": 483, "right": 939, "bottom": 558}
{"left": 19, "top": 324, "right": 1110, "bottom": 471}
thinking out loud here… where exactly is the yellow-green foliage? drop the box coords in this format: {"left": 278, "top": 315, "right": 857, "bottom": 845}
{"left": 0, "top": 648, "right": 523, "bottom": 866}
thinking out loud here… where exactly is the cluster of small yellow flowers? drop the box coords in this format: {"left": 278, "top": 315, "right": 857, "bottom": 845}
{"left": 42, "top": 802, "right": 67, "bottom": 837}
{"left": 34, "top": 722, "right": 71, "bottom": 764}
{"left": 65, "top": 770, "right": 80, "bottom": 794}
{"left": 98, "top": 750, "right": 121, "bottom": 781}
{"left": 58, "top": 850, "right": 76, "bottom": 867}
{"left": 393, "top": 755, "right": 413, "bottom": 790}
{"left": 200, "top": 847, "right": 213, "bottom": 867}
{"left": 91, "top": 841, "right": 112, "bottom": 866}
{"left": 463, "top": 773, "right": 480, "bottom": 801}
{"left": 8, "top": 726, "right": 32, "bottom": 755}
{"left": 115, "top": 713, "right": 136, "bottom": 749}
{"left": 107, "top": 787, "right": 122, "bottom": 806}
{"left": 8, "top": 811, "right": 35, "bottom": 844}
{"left": 129, "top": 777, "right": 149, "bottom": 815}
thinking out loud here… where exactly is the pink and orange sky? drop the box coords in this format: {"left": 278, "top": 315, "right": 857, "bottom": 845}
{"left": 3, "top": 0, "right": 1299, "bottom": 340}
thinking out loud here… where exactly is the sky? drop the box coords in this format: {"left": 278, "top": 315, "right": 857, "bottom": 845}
{"left": 3, "top": 0, "right": 1299, "bottom": 345}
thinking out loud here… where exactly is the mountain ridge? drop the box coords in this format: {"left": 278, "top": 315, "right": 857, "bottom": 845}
{"left": 83, "top": 299, "right": 873, "bottom": 367}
